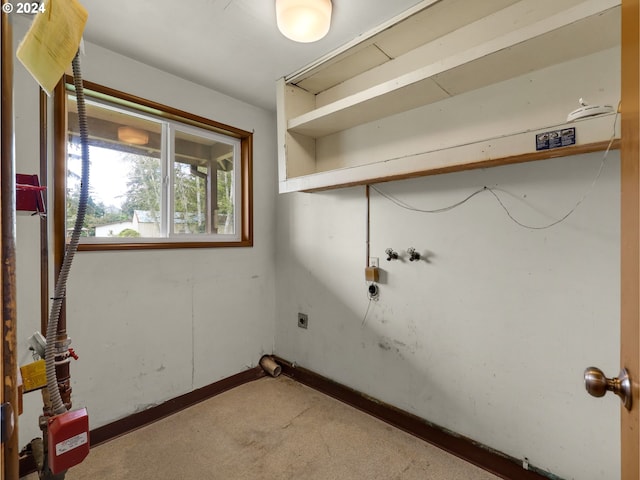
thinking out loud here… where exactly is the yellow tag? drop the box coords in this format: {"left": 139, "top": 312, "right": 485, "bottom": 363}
{"left": 16, "top": 0, "right": 89, "bottom": 95}
{"left": 20, "top": 359, "right": 47, "bottom": 392}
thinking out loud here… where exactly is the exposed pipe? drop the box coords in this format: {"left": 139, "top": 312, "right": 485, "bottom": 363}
{"left": 365, "top": 185, "right": 370, "bottom": 268}
{"left": 52, "top": 81, "right": 66, "bottom": 339}
{"left": 1, "top": 5, "right": 20, "bottom": 479}
{"left": 259, "top": 356, "right": 282, "bottom": 377}
{"left": 40, "top": 89, "right": 49, "bottom": 335}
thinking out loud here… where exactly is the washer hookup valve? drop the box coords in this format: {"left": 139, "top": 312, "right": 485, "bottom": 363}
{"left": 385, "top": 248, "right": 399, "bottom": 261}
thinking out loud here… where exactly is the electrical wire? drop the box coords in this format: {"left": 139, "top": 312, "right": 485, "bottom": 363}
{"left": 371, "top": 108, "right": 619, "bottom": 230}
{"left": 361, "top": 296, "right": 373, "bottom": 327}
{"left": 371, "top": 184, "right": 486, "bottom": 213}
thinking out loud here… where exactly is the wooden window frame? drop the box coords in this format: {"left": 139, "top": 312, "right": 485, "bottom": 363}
{"left": 53, "top": 77, "right": 253, "bottom": 251}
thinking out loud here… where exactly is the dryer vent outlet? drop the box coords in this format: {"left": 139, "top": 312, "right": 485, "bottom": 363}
{"left": 297, "top": 313, "right": 308, "bottom": 329}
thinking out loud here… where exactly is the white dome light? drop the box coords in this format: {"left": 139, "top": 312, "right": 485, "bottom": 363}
{"left": 276, "top": 0, "right": 332, "bottom": 43}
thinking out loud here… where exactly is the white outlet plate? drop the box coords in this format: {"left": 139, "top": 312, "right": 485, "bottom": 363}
{"left": 369, "top": 257, "right": 379, "bottom": 268}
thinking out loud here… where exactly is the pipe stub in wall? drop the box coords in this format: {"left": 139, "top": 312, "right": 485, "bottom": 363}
{"left": 259, "top": 356, "right": 282, "bottom": 377}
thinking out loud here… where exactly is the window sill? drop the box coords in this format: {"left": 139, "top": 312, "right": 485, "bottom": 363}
{"left": 74, "top": 239, "right": 253, "bottom": 251}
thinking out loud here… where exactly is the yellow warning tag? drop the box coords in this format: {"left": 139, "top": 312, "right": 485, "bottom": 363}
{"left": 20, "top": 359, "right": 47, "bottom": 392}
{"left": 16, "top": 0, "right": 89, "bottom": 95}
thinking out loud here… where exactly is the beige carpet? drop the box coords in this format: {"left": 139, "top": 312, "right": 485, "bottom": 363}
{"left": 25, "top": 376, "right": 500, "bottom": 479}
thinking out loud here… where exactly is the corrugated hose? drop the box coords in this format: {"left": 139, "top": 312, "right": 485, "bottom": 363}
{"left": 45, "top": 51, "right": 89, "bottom": 415}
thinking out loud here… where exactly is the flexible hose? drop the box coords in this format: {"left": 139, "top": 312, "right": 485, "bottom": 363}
{"left": 45, "top": 52, "right": 90, "bottom": 415}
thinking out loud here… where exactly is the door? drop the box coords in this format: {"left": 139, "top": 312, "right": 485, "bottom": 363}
{"left": 621, "top": 0, "right": 639, "bottom": 478}
{"left": 587, "top": 1, "right": 639, "bottom": 478}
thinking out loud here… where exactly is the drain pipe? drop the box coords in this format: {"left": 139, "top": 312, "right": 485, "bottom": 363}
{"left": 259, "top": 356, "right": 282, "bottom": 377}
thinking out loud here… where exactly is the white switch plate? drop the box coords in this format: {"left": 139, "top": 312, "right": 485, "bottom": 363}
{"left": 369, "top": 257, "right": 379, "bottom": 268}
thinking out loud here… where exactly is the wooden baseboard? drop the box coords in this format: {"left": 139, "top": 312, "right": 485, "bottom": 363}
{"left": 272, "top": 356, "right": 553, "bottom": 480}
{"left": 20, "top": 359, "right": 556, "bottom": 479}
{"left": 19, "top": 366, "right": 265, "bottom": 477}
{"left": 90, "top": 366, "right": 265, "bottom": 446}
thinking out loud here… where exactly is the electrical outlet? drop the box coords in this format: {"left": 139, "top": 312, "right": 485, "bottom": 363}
{"left": 297, "top": 313, "right": 308, "bottom": 329}
{"left": 369, "top": 257, "right": 379, "bottom": 268}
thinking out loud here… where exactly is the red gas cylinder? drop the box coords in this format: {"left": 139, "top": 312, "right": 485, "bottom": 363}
{"left": 47, "top": 408, "right": 90, "bottom": 474}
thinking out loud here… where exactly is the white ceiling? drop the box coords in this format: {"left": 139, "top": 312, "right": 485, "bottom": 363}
{"left": 78, "top": 0, "right": 425, "bottom": 111}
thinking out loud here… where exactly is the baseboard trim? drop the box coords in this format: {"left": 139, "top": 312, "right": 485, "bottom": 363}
{"left": 90, "top": 365, "right": 266, "bottom": 446}
{"left": 19, "top": 360, "right": 554, "bottom": 479}
{"left": 19, "top": 366, "right": 265, "bottom": 477}
{"left": 272, "top": 356, "right": 550, "bottom": 480}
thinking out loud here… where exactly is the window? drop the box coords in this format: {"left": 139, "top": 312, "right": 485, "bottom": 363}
{"left": 55, "top": 78, "right": 252, "bottom": 249}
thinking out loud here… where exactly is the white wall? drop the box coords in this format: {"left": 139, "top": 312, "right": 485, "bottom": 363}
{"left": 13, "top": 16, "right": 278, "bottom": 445}
{"left": 12, "top": 11, "right": 621, "bottom": 480}
{"left": 274, "top": 49, "right": 622, "bottom": 480}
{"left": 275, "top": 152, "right": 620, "bottom": 480}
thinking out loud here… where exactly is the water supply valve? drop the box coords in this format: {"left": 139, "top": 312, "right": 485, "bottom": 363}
{"left": 407, "top": 248, "right": 421, "bottom": 262}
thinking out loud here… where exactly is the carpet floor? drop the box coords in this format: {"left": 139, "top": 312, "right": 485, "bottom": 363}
{"left": 24, "top": 376, "right": 501, "bottom": 479}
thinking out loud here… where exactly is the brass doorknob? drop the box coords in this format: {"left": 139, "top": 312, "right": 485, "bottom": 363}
{"left": 584, "top": 367, "right": 632, "bottom": 411}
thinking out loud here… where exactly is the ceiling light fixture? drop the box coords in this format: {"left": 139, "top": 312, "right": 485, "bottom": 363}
{"left": 276, "top": 0, "right": 332, "bottom": 43}
{"left": 117, "top": 126, "right": 149, "bottom": 146}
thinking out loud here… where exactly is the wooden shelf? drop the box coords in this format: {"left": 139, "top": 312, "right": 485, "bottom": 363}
{"left": 279, "top": 114, "right": 621, "bottom": 193}
{"left": 287, "top": 2, "right": 618, "bottom": 138}
{"left": 277, "top": 0, "right": 621, "bottom": 193}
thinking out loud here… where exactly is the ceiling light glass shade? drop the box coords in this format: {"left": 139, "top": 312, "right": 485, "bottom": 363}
{"left": 276, "top": 0, "right": 332, "bottom": 43}
{"left": 117, "top": 126, "right": 149, "bottom": 145}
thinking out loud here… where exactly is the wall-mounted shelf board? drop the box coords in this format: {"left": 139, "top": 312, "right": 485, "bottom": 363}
{"left": 277, "top": 0, "right": 621, "bottom": 193}
{"left": 287, "top": 5, "right": 618, "bottom": 138}
{"left": 280, "top": 114, "right": 620, "bottom": 193}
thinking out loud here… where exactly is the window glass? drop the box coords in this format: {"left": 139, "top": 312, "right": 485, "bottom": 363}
{"left": 171, "top": 127, "right": 238, "bottom": 237}
{"left": 64, "top": 85, "right": 249, "bottom": 248}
